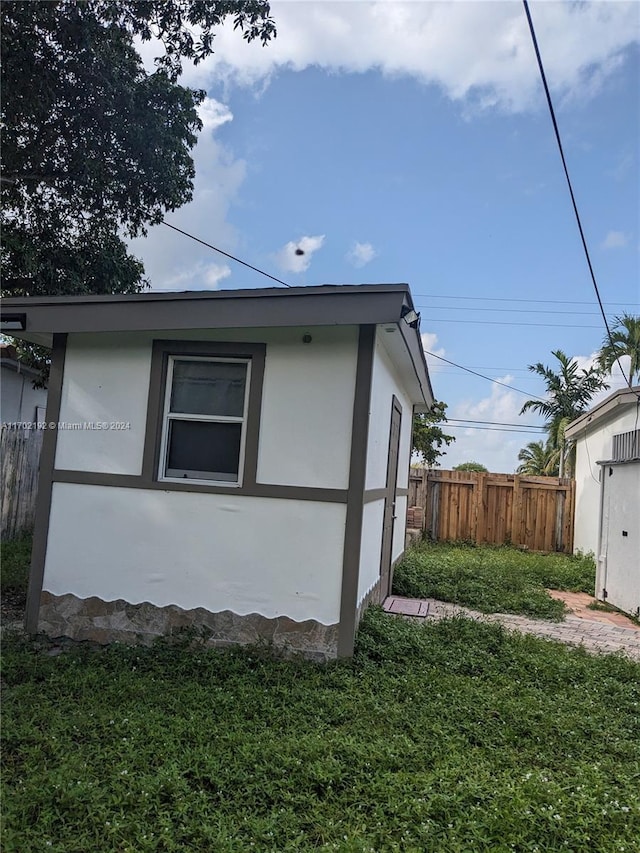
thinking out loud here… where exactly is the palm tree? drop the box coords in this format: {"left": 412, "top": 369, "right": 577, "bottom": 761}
{"left": 520, "top": 350, "right": 609, "bottom": 476}
{"left": 516, "top": 440, "right": 559, "bottom": 476}
{"left": 598, "top": 314, "right": 640, "bottom": 385}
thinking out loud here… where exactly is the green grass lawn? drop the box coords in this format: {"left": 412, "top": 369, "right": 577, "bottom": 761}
{"left": 2, "top": 610, "right": 639, "bottom": 852}
{"left": 393, "top": 542, "right": 596, "bottom": 620}
{"left": 0, "top": 535, "right": 32, "bottom": 596}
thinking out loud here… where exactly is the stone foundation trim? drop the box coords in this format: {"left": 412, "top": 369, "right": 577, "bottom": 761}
{"left": 38, "top": 591, "right": 339, "bottom": 662}
{"left": 356, "top": 576, "right": 383, "bottom": 625}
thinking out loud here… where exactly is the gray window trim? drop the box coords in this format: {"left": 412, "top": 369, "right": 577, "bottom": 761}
{"left": 142, "top": 340, "right": 266, "bottom": 493}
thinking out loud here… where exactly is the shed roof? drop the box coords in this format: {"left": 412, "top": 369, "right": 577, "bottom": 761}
{"left": 0, "top": 283, "right": 434, "bottom": 408}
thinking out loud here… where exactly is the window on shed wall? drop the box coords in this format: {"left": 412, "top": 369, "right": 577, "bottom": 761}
{"left": 159, "top": 356, "right": 251, "bottom": 485}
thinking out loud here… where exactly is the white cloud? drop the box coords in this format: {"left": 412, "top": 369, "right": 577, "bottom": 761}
{"left": 440, "top": 377, "right": 544, "bottom": 473}
{"left": 130, "top": 100, "right": 245, "bottom": 291}
{"left": 602, "top": 230, "right": 628, "bottom": 249}
{"left": 346, "top": 241, "right": 377, "bottom": 268}
{"left": 178, "top": 1, "right": 639, "bottom": 114}
{"left": 153, "top": 261, "right": 232, "bottom": 292}
{"left": 198, "top": 97, "right": 234, "bottom": 131}
{"left": 421, "top": 331, "right": 446, "bottom": 374}
{"left": 275, "top": 234, "right": 325, "bottom": 273}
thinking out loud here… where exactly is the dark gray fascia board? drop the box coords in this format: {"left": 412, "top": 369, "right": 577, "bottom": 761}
{"left": 398, "top": 316, "right": 434, "bottom": 411}
{"left": 1, "top": 283, "right": 411, "bottom": 337}
{"left": 1, "top": 282, "right": 410, "bottom": 306}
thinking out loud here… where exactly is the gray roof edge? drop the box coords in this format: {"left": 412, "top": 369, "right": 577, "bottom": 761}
{"left": 1, "top": 282, "right": 410, "bottom": 308}
{"left": 565, "top": 385, "right": 640, "bottom": 438}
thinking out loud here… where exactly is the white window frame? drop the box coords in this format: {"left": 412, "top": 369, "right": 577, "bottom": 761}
{"left": 158, "top": 355, "right": 251, "bottom": 487}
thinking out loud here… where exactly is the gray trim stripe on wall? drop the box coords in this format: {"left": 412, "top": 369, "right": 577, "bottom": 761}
{"left": 25, "top": 333, "right": 67, "bottom": 634}
{"left": 337, "top": 324, "right": 376, "bottom": 658}
{"left": 50, "top": 470, "right": 348, "bottom": 503}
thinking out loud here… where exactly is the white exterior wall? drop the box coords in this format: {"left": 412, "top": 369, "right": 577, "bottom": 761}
{"left": 597, "top": 462, "right": 640, "bottom": 617}
{"left": 55, "top": 327, "right": 358, "bottom": 489}
{"left": 365, "top": 332, "right": 413, "bottom": 491}
{"left": 572, "top": 407, "right": 638, "bottom": 556}
{"left": 357, "top": 499, "right": 385, "bottom": 604}
{"left": 47, "top": 326, "right": 358, "bottom": 625}
{"left": 56, "top": 334, "right": 151, "bottom": 474}
{"left": 357, "top": 331, "right": 415, "bottom": 604}
{"left": 43, "top": 483, "right": 345, "bottom": 625}
{"left": 255, "top": 327, "right": 357, "bottom": 489}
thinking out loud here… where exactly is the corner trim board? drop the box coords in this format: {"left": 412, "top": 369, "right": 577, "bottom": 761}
{"left": 337, "top": 324, "right": 375, "bottom": 657}
{"left": 25, "top": 333, "right": 67, "bottom": 633}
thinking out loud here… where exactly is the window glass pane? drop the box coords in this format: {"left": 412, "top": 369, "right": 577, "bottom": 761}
{"left": 170, "top": 360, "right": 246, "bottom": 417}
{"left": 165, "top": 420, "right": 242, "bottom": 481}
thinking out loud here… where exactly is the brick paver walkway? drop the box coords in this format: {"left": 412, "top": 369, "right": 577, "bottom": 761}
{"left": 383, "top": 595, "right": 640, "bottom": 661}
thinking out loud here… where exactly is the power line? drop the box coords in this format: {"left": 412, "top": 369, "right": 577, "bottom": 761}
{"left": 447, "top": 418, "right": 546, "bottom": 430}
{"left": 445, "top": 424, "right": 548, "bottom": 434}
{"left": 522, "top": 0, "right": 632, "bottom": 388}
{"left": 426, "top": 318, "right": 602, "bottom": 329}
{"left": 162, "top": 220, "right": 293, "bottom": 289}
{"left": 412, "top": 293, "right": 638, "bottom": 308}
{"left": 424, "top": 349, "right": 546, "bottom": 401}
{"left": 416, "top": 304, "right": 616, "bottom": 317}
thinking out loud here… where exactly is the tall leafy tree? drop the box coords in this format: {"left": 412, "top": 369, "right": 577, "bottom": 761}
{"left": 453, "top": 461, "right": 488, "bottom": 473}
{"left": 520, "top": 350, "right": 609, "bottom": 476}
{"left": 1, "top": 0, "right": 276, "bottom": 297}
{"left": 597, "top": 314, "right": 640, "bottom": 385}
{"left": 516, "top": 440, "right": 559, "bottom": 476}
{"left": 412, "top": 401, "right": 455, "bottom": 468}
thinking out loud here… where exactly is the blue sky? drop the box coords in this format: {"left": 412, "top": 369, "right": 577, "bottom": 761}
{"left": 131, "top": 1, "right": 640, "bottom": 472}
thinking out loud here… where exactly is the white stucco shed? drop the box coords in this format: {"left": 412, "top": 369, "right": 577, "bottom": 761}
{"left": 1, "top": 284, "right": 433, "bottom": 659}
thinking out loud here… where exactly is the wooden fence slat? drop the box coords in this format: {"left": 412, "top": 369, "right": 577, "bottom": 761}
{"left": 1, "top": 427, "right": 43, "bottom": 539}
{"left": 408, "top": 468, "right": 575, "bottom": 553}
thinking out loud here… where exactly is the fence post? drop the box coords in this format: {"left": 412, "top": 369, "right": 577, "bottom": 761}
{"left": 512, "top": 474, "right": 523, "bottom": 548}
{"left": 428, "top": 472, "right": 440, "bottom": 541}
{"left": 472, "top": 472, "right": 485, "bottom": 544}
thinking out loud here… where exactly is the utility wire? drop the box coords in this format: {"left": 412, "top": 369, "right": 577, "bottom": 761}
{"left": 416, "top": 304, "right": 616, "bottom": 317}
{"left": 424, "top": 349, "right": 546, "bottom": 401}
{"left": 445, "top": 424, "right": 549, "bottom": 434}
{"left": 447, "top": 418, "right": 546, "bottom": 430}
{"left": 162, "top": 220, "right": 293, "bottom": 289}
{"left": 427, "top": 318, "right": 603, "bottom": 329}
{"left": 522, "top": 0, "right": 632, "bottom": 388}
{"left": 412, "top": 293, "right": 638, "bottom": 308}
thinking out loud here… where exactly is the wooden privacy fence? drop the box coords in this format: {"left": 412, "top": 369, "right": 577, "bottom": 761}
{"left": 1, "top": 427, "right": 43, "bottom": 539}
{"left": 408, "top": 469, "right": 575, "bottom": 554}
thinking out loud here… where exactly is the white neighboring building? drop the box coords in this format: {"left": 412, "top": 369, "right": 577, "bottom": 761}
{"left": 565, "top": 387, "right": 640, "bottom": 618}
{"left": 0, "top": 344, "right": 48, "bottom": 424}
{"left": 566, "top": 387, "right": 640, "bottom": 557}
{"left": 0, "top": 284, "right": 433, "bottom": 659}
